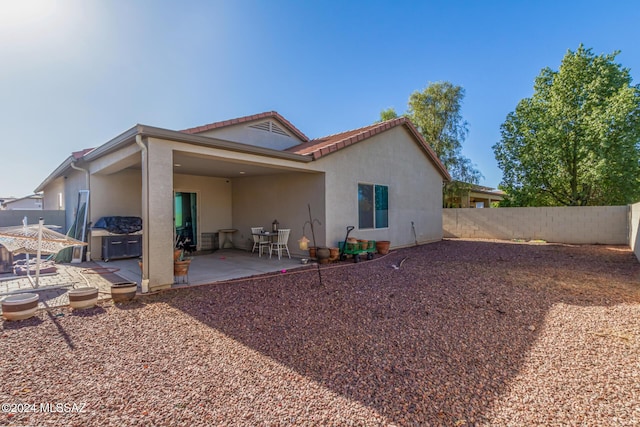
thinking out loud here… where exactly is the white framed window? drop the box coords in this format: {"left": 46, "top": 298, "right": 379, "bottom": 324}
{"left": 358, "top": 183, "right": 388, "bottom": 229}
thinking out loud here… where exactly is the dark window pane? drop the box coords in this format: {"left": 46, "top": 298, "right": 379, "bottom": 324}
{"left": 358, "top": 184, "right": 374, "bottom": 229}
{"left": 375, "top": 185, "right": 388, "bottom": 228}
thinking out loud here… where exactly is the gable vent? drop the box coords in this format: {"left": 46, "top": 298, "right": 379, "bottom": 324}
{"left": 270, "top": 122, "right": 289, "bottom": 136}
{"left": 249, "top": 121, "right": 291, "bottom": 138}
{"left": 249, "top": 121, "right": 271, "bottom": 132}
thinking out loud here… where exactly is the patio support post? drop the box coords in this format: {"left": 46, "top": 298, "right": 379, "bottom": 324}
{"left": 136, "top": 136, "right": 150, "bottom": 292}
{"left": 141, "top": 138, "right": 174, "bottom": 291}
{"left": 35, "top": 218, "right": 43, "bottom": 287}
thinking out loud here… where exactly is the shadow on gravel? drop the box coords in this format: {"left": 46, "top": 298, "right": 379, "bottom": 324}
{"left": 44, "top": 310, "right": 75, "bottom": 350}
{"left": 111, "top": 300, "right": 146, "bottom": 310}
{"left": 165, "top": 240, "right": 640, "bottom": 425}
{"left": 69, "top": 306, "right": 107, "bottom": 317}
{"left": 1, "top": 316, "right": 44, "bottom": 330}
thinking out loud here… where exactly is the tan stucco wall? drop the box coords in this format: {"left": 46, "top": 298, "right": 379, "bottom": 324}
{"left": 231, "top": 172, "right": 325, "bottom": 256}
{"left": 315, "top": 126, "right": 444, "bottom": 248}
{"left": 90, "top": 169, "right": 142, "bottom": 223}
{"left": 443, "top": 206, "right": 629, "bottom": 244}
{"left": 56, "top": 169, "right": 87, "bottom": 235}
{"left": 42, "top": 177, "right": 66, "bottom": 211}
{"left": 89, "top": 169, "right": 142, "bottom": 260}
{"left": 174, "top": 174, "right": 233, "bottom": 246}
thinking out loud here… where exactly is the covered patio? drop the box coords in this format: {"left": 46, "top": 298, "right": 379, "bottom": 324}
{"left": 80, "top": 125, "right": 326, "bottom": 291}
{"left": 98, "top": 249, "right": 309, "bottom": 289}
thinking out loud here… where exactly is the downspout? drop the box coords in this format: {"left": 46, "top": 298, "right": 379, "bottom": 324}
{"left": 70, "top": 161, "right": 90, "bottom": 260}
{"left": 136, "top": 135, "right": 150, "bottom": 293}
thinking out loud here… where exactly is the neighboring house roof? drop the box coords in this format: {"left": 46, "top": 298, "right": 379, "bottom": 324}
{"left": 286, "top": 117, "right": 451, "bottom": 181}
{"left": 467, "top": 183, "right": 505, "bottom": 198}
{"left": 181, "top": 111, "right": 310, "bottom": 142}
{"left": 2, "top": 194, "right": 43, "bottom": 209}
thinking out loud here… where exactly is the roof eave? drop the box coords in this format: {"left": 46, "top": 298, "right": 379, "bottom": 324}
{"left": 82, "top": 125, "right": 140, "bottom": 162}
{"left": 139, "top": 125, "right": 313, "bottom": 163}
{"left": 182, "top": 111, "right": 310, "bottom": 142}
{"left": 34, "top": 156, "right": 74, "bottom": 193}
{"left": 83, "top": 124, "right": 313, "bottom": 164}
{"left": 294, "top": 118, "right": 452, "bottom": 181}
{"left": 401, "top": 121, "right": 452, "bottom": 182}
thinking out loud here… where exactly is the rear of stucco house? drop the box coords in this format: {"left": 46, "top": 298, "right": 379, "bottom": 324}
{"left": 35, "top": 112, "right": 450, "bottom": 291}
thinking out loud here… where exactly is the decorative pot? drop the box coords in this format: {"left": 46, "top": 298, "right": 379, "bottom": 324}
{"left": 1, "top": 293, "right": 39, "bottom": 321}
{"left": 376, "top": 240, "right": 391, "bottom": 255}
{"left": 68, "top": 287, "right": 99, "bottom": 309}
{"left": 329, "top": 247, "right": 339, "bottom": 261}
{"left": 111, "top": 282, "right": 137, "bottom": 303}
{"left": 308, "top": 247, "right": 317, "bottom": 260}
{"left": 174, "top": 259, "right": 191, "bottom": 277}
{"left": 316, "top": 247, "right": 331, "bottom": 264}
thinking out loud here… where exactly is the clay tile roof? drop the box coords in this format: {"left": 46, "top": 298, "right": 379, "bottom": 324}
{"left": 286, "top": 117, "right": 451, "bottom": 181}
{"left": 72, "top": 148, "right": 95, "bottom": 159}
{"left": 181, "top": 111, "right": 309, "bottom": 142}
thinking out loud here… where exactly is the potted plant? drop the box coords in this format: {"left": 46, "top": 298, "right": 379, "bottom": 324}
{"left": 111, "top": 282, "right": 137, "bottom": 303}
{"left": 173, "top": 242, "right": 192, "bottom": 283}
{"left": 316, "top": 247, "right": 331, "bottom": 264}
{"left": 68, "top": 287, "right": 99, "bottom": 309}
{"left": 376, "top": 240, "right": 391, "bottom": 255}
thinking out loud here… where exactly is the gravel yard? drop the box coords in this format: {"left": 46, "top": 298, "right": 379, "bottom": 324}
{"left": 1, "top": 239, "right": 639, "bottom": 426}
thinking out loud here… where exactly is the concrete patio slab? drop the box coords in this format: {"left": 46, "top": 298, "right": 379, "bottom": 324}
{"left": 0, "top": 249, "right": 308, "bottom": 312}
{"left": 99, "top": 249, "right": 307, "bottom": 288}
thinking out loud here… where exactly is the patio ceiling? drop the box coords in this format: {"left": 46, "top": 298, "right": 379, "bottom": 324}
{"left": 98, "top": 150, "right": 316, "bottom": 179}
{"left": 171, "top": 152, "right": 310, "bottom": 178}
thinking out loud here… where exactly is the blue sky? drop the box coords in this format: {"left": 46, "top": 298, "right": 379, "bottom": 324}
{"left": 1, "top": 0, "right": 639, "bottom": 197}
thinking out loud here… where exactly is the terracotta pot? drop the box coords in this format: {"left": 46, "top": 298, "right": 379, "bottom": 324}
{"left": 316, "top": 247, "right": 330, "bottom": 264}
{"left": 308, "top": 247, "right": 317, "bottom": 259}
{"left": 329, "top": 247, "right": 339, "bottom": 261}
{"left": 68, "top": 287, "right": 99, "bottom": 309}
{"left": 376, "top": 240, "right": 391, "bottom": 255}
{"left": 111, "top": 282, "right": 137, "bottom": 303}
{"left": 174, "top": 259, "right": 191, "bottom": 277}
{"left": 2, "top": 293, "right": 38, "bottom": 321}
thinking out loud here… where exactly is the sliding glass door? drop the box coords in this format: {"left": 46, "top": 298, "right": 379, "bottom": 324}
{"left": 174, "top": 192, "right": 197, "bottom": 249}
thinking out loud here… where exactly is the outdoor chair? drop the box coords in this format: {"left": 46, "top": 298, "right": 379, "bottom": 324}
{"left": 251, "top": 227, "right": 270, "bottom": 257}
{"left": 270, "top": 228, "right": 291, "bottom": 260}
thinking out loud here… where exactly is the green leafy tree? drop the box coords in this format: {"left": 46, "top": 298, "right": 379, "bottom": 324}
{"left": 379, "top": 82, "right": 482, "bottom": 205}
{"left": 378, "top": 108, "right": 399, "bottom": 122}
{"left": 493, "top": 45, "right": 640, "bottom": 206}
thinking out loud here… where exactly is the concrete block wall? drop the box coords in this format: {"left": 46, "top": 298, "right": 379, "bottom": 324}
{"left": 630, "top": 202, "right": 640, "bottom": 260}
{"left": 0, "top": 210, "right": 66, "bottom": 229}
{"left": 443, "top": 206, "right": 629, "bottom": 245}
